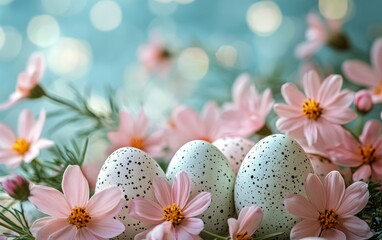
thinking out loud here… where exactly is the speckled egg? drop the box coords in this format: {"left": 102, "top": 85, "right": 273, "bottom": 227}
{"left": 235, "top": 134, "right": 313, "bottom": 239}
{"left": 213, "top": 137, "right": 255, "bottom": 175}
{"left": 166, "top": 140, "right": 235, "bottom": 236}
{"left": 95, "top": 147, "right": 166, "bottom": 240}
{"left": 309, "top": 155, "right": 352, "bottom": 186}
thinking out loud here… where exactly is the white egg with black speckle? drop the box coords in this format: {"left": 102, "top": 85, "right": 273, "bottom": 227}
{"left": 95, "top": 147, "right": 166, "bottom": 240}
{"left": 235, "top": 134, "right": 313, "bottom": 239}
{"left": 213, "top": 137, "right": 255, "bottom": 175}
{"left": 166, "top": 140, "right": 235, "bottom": 237}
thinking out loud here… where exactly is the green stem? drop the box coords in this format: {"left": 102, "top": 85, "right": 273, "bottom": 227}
{"left": 201, "top": 230, "right": 229, "bottom": 240}
{"left": 44, "top": 92, "right": 83, "bottom": 112}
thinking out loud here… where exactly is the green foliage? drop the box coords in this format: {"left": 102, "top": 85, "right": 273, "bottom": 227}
{"left": 0, "top": 204, "right": 34, "bottom": 240}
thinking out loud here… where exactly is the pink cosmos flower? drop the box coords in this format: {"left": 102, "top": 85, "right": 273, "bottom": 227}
{"left": 274, "top": 70, "right": 356, "bottom": 146}
{"left": 222, "top": 73, "right": 274, "bottom": 137}
{"left": 107, "top": 109, "right": 166, "bottom": 157}
{"left": 138, "top": 35, "right": 172, "bottom": 75}
{"left": 329, "top": 120, "right": 382, "bottom": 182}
{"left": 228, "top": 205, "right": 263, "bottom": 240}
{"left": 284, "top": 171, "right": 372, "bottom": 240}
{"left": 0, "top": 109, "right": 54, "bottom": 168}
{"left": 343, "top": 38, "right": 382, "bottom": 103}
{"left": 29, "top": 165, "right": 125, "bottom": 239}
{"left": 166, "top": 102, "right": 227, "bottom": 153}
{"left": 296, "top": 13, "right": 346, "bottom": 59}
{"left": 0, "top": 53, "right": 45, "bottom": 110}
{"left": 128, "top": 171, "right": 212, "bottom": 240}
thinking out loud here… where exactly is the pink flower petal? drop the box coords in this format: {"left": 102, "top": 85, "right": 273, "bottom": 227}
{"left": 62, "top": 165, "right": 89, "bottom": 207}
{"left": 0, "top": 123, "right": 16, "bottom": 146}
{"left": 236, "top": 206, "right": 263, "bottom": 235}
{"left": 29, "top": 185, "right": 71, "bottom": 217}
{"left": 322, "top": 108, "right": 357, "bottom": 125}
{"left": 23, "top": 146, "right": 39, "bottom": 163}
{"left": 360, "top": 119, "right": 382, "bottom": 145}
{"left": 305, "top": 173, "right": 326, "bottom": 212}
{"left": 75, "top": 228, "right": 101, "bottom": 240}
{"left": 0, "top": 96, "right": 22, "bottom": 110}
{"left": 48, "top": 224, "right": 77, "bottom": 239}
{"left": 284, "top": 194, "right": 318, "bottom": 220}
{"left": 33, "top": 218, "right": 74, "bottom": 240}
{"left": 134, "top": 109, "right": 148, "bottom": 136}
{"left": 317, "top": 120, "right": 345, "bottom": 146}
{"left": 174, "top": 227, "right": 195, "bottom": 240}
{"left": 324, "top": 171, "right": 345, "bottom": 210}
{"left": 153, "top": 176, "right": 172, "bottom": 207}
{"left": 35, "top": 138, "right": 55, "bottom": 149}
{"left": 228, "top": 218, "right": 239, "bottom": 239}
{"left": 273, "top": 104, "right": 301, "bottom": 118}
{"left": 18, "top": 109, "right": 35, "bottom": 139}
{"left": 304, "top": 71, "right": 321, "bottom": 99}
{"left": 29, "top": 109, "right": 46, "bottom": 142}
{"left": 295, "top": 40, "right": 322, "bottom": 59}
{"left": 290, "top": 219, "right": 321, "bottom": 240}
{"left": 128, "top": 198, "right": 164, "bottom": 225}
{"left": 87, "top": 186, "right": 123, "bottom": 217}
{"left": 183, "top": 192, "right": 211, "bottom": 217}
{"left": 343, "top": 60, "right": 378, "bottom": 87}
{"left": 320, "top": 228, "right": 346, "bottom": 239}
{"left": 304, "top": 120, "right": 318, "bottom": 146}
{"left": 87, "top": 217, "right": 125, "bottom": 238}
{"left": 280, "top": 83, "right": 306, "bottom": 106}
{"left": 317, "top": 75, "right": 342, "bottom": 104}
{"left": 337, "top": 216, "right": 373, "bottom": 240}
{"left": 0, "top": 155, "right": 23, "bottom": 169}
{"left": 232, "top": 73, "right": 250, "bottom": 105}
{"left": 172, "top": 171, "right": 191, "bottom": 209}
{"left": 352, "top": 164, "right": 371, "bottom": 182}
{"left": 179, "top": 217, "right": 204, "bottom": 235}
{"left": 337, "top": 181, "right": 369, "bottom": 216}
{"left": 145, "top": 222, "right": 173, "bottom": 240}
{"left": 372, "top": 38, "right": 382, "bottom": 76}
{"left": 30, "top": 217, "right": 54, "bottom": 236}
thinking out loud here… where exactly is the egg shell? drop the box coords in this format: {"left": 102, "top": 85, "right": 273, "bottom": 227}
{"left": 213, "top": 137, "right": 255, "bottom": 175}
{"left": 166, "top": 140, "right": 235, "bottom": 236}
{"left": 235, "top": 134, "right": 313, "bottom": 239}
{"left": 309, "top": 156, "right": 352, "bottom": 186}
{"left": 95, "top": 147, "right": 166, "bottom": 240}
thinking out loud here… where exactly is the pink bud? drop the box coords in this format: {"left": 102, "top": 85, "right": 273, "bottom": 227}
{"left": 1, "top": 174, "right": 30, "bottom": 201}
{"left": 354, "top": 90, "right": 373, "bottom": 113}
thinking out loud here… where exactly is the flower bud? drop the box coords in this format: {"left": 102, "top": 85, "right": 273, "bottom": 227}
{"left": 355, "top": 90, "right": 373, "bottom": 113}
{"left": 1, "top": 174, "right": 30, "bottom": 201}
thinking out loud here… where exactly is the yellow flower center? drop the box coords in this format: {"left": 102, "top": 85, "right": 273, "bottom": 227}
{"left": 318, "top": 209, "right": 339, "bottom": 230}
{"left": 163, "top": 203, "right": 184, "bottom": 226}
{"left": 68, "top": 207, "right": 91, "bottom": 229}
{"left": 358, "top": 145, "right": 376, "bottom": 164}
{"left": 234, "top": 232, "right": 252, "bottom": 240}
{"left": 374, "top": 82, "right": 382, "bottom": 95}
{"left": 302, "top": 98, "right": 323, "bottom": 120}
{"left": 131, "top": 136, "right": 145, "bottom": 150}
{"left": 12, "top": 138, "right": 30, "bottom": 155}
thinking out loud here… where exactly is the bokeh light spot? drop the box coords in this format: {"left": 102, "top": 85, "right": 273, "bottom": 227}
{"left": 47, "top": 38, "right": 92, "bottom": 78}
{"left": 319, "top": 0, "right": 349, "bottom": 20}
{"left": 0, "top": 26, "right": 5, "bottom": 49}
{"left": 216, "top": 45, "right": 237, "bottom": 68}
{"left": 0, "top": 27, "right": 22, "bottom": 61}
{"left": 177, "top": 47, "right": 209, "bottom": 82}
{"left": 90, "top": 0, "right": 122, "bottom": 31}
{"left": 41, "top": 0, "right": 71, "bottom": 15}
{"left": 27, "top": 15, "right": 60, "bottom": 47}
{"left": 0, "top": 0, "right": 13, "bottom": 5}
{"left": 246, "top": 1, "right": 282, "bottom": 36}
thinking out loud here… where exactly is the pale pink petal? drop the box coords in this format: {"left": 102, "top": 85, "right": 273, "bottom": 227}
{"left": 338, "top": 216, "right": 373, "bottom": 240}
{"left": 0, "top": 123, "right": 16, "bottom": 146}
{"left": 273, "top": 104, "right": 301, "bottom": 118}
{"left": 317, "top": 75, "right": 342, "bottom": 103}
{"left": 360, "top": 119, "right": 382, "bottom": 145}
{"left": 183, "top": 192, "right": 211, "bottom": 217}
{"left": 29, "top": 185, "right": 71, "bottom": 217}
{"left": 18, "top": 109, "right": 35, "bottom": 138}
{"left": 29, "top": 109, "right": 46, "bottom": 142}
{"left": 33, "top": 218, "right": 74, "bottom": 240}
{"left": 307, "top": 13, "right": 326, "bottom": 37}
{"left": 87, "top": 186, "right": 123, "bottom": 217}
{"left": 322, "top": 108, "right": 356, "bottom": 125}
{"left": 30, "top": 217, "right": 54, "bottom": 236}
{"left": 118, "top": 111, "right": 133, "bottom": 136}
{"left": 0, "top": 96, "right": 23, "bottom": 110}
{"left": 275, "top": 117, "right": 305, "bottom": 134}
{"left": 153, "top": 176, "right": 172, "bottom": 207}
{"left": 324, "top": 90, "right": 354, "bottom": 109}
{"left": 343, "top": 60, "right": 378, "bottom": 87}
{"left": 87, "top": 217, "right": 125, "bottom": 238}
{"left": 280, "top": 83, "right": 306, "bottom": 106}
{"left": 62, "top": 165, "right": 89, "bottom": 207}
{"left": 145, "top": 222, "right": 173, "bottom": 240}
{"left": 0, "top": 155, "right": 23, "bottom": 169}
{"left": 232, "top": 73, "right": 250, "bottom": 104}
{"left": 290, "top": 219, "right": 321, "bottom": 240}
{"left": 171, "top": 171, "right": 190, "bottom": 209}
{"left": 228, "top": 218, "right": 239, "bottom": 238}
{"left": 236, "top": 206, "right": 263, "bottom": 235}
{"left": 352, "top": 164, "right": 371, "bottom": 182}
{"left": 173, "top": 106, "right": 202, "bottom": 137}
{"left": 317, "top": 120, "right": 345, "bottom": 146}
{"left": 201, "top": 102, "right": 220, "bottom": 138}
{"left": 304, "top": 71, "right": 321, "bottom": 99}
{"left": 179, "top": 217, "right": 204, "bottom": 235}
{"left": 75, "top": 229, "right": 102, "bottom": 240}
{"left": 304, "top": 120, "right": 318, "bottom": 146}
{"left": 337, "top": 181, "right": 369, "bottom": 216}
{"left": 320, "top": 228, "right": 346, "bottom": 240}
{"left": 48, "top": 224, "right": 77, "bottom": 240}
{"left": 284, "top": 194, "right": 318, "bottom": 220}
{"left": 174, "top": 227, "right": 195, "bottom": 240}
{"left": 324, "top": 171, "right": 345, "bottom": 210}
{"left": 305, "top": 173, "right": 326, "bottom": 211}
{"left": 134, "top": 109, "right": 148, "bottom": 136}
{"left": 23, "top": 146, "right": 39, "bottom": 163}
{"left": 295, "top": 41, "right": 322, "bottom": 59}
{"left": 35, "top": 139, "right": 55, "bottom": 149}
{"left": 27, "top": 52, "right": 45, "bottom": 84}
{"left": 372, "top": 38, "right": 382, "bottom": 76}
{"left": 128, "top": 198, "right": 164, "bottom": 224}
